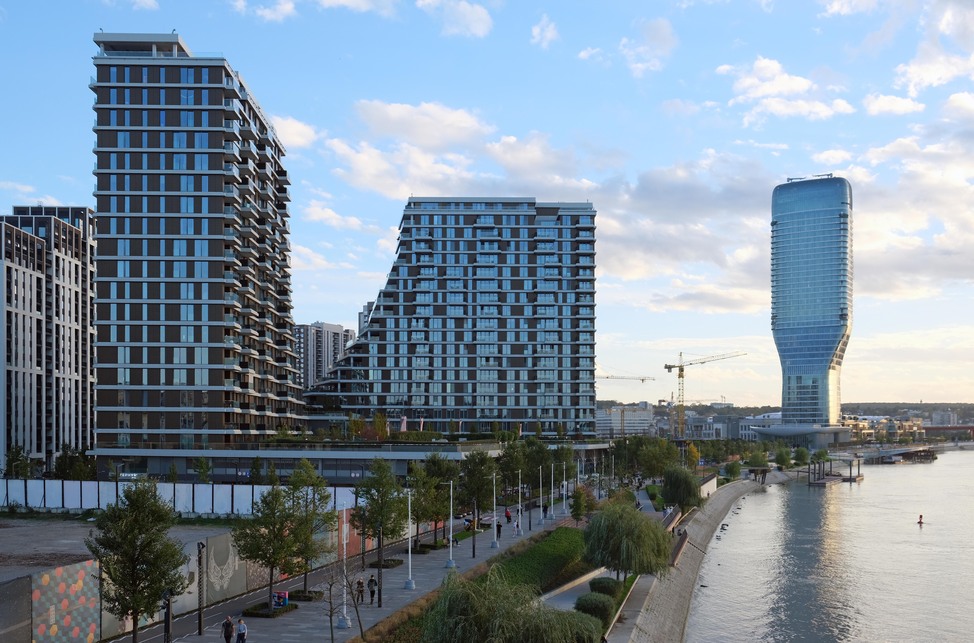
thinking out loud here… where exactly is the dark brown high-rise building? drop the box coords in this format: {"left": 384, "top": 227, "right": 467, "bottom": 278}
{"left": 90, "top": 33, "right": 304, "bottom": 477}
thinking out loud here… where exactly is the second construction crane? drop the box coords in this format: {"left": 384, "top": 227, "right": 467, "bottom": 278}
{"left": 664, "top": 351, "right": 745, "bottom": 438}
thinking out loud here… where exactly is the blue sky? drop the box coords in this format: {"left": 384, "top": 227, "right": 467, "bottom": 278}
{"left": 2, "top": 0, "right": 973, "bottom": 407}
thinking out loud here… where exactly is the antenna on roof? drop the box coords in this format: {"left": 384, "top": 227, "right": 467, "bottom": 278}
{"left": 813, "top": 173, "right": 833, "bottom": 179}
{"left": 786, "top": 176, "right": 806, "bottom": 182}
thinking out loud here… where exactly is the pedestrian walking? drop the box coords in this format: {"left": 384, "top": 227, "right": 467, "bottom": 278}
{"left": 235, "top": 618, "right": 247, "bottom": 643}
{"left": 221, "top": 616, "right": 234, "bottom": 643}
{"left": 355, "top": 577, "right": 365, "bottom": 604}
{"left": 543, "top": 503, "right": 548, "bottom": 518}
{"left": 496, "top": 521, "right": 502, "bottom": 538}
{"left": 505, "top": 507, "right": 512, "bottom": 523}
{"left": 367, "top": 573, "right": 378, "bottom": 605}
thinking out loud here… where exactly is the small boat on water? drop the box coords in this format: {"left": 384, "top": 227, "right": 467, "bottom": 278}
{"left": 880, "top": 455, "right": 904, "bottom": 464}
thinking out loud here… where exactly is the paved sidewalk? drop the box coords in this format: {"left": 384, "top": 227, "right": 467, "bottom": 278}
{"left": 166, "top": 513, "right": 574, "bottom": 643}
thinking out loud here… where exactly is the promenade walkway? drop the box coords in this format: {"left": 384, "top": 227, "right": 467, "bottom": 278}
{"left": 144, "top": 511, "right": 575, "bottom": 643}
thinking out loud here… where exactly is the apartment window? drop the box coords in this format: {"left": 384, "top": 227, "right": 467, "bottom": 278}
{"left": 180, "top": 111, "right": 194, "bottom": 127}
{"left": 180, "top": 89, "right": 195, "bottom": 105}
{"left": 117, "top": 132, "right": 130, "bottom": 148}
{"left": 173, "top": 153, "right": 188, "bottom": 170}
{"left": 180, "top": 67, "right": 195, "bottom": 84}
{"left": 173, "top": 132, "right": 187, "bottom": 148}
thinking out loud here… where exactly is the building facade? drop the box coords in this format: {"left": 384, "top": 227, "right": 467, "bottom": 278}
{"left": 90, "top": 33, "right": 304, "bottom": 477}
{"left": 1, "top": 207, "right": 96, "bottom": 473}
{"left": 595, "top": 404, "right": 655, "bottom": 440}
{"left": 770, "top": 175, "right": 853, "bottom": 433}
{"left": 295, "top": 321, "right": 354, "bottom": 389}
{"left": 312, "top": 197, "right": 597, "bottom": 435}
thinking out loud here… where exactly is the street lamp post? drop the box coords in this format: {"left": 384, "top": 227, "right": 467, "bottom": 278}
{"left": 550, "top": 463, "right": 555, "bottom": 522}
{"left": 337, "top": 504, "right": 350, "bottom": 629}
{"left": 538, "top": 465, "right": 544, "bottom": 525}
{"left": 445, "top": 480, "right": 455, "bottom": 569}
{"left": 196, "top": 542, "right": 205, "bottom": 636}
{"left": 405, "top": 489, "right": 415, "bottom": 590}
{"left": 516, "top": 469, "right": 522, "bottom": 536}
{"left": 491, "top": 473, "right": 498, "bottom": 548}
{"left": 562, "top": 461, "right": 568, "bottom": 516}
{"left": 472, "top": 498, "right": 477, "bottom": 559}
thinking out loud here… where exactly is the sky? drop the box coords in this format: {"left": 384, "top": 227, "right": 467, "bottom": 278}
{"left": 1, "top": 0, "right": 973, "bottom": 407}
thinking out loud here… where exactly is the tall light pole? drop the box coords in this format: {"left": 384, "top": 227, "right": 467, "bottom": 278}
{"left": 516, "top": 469, "right": 522, "bottom": 536}
{"left": 550, "top": 463, "right": 554, "bottom": 522}
{"left": 337, "top": 504, "right": 350, "bottom": 629}
{"left": 538, "top": 465, "right": 544, "bottom": 524}
{"left": 562, "top": 461, "right": 568, "bottom": 516}
{"left": 196, "top": 542, "right": 205, "bottom": 636}
{"left": 404, "top": 489, "right": 415, "bottom": 589}
{"left": 491, "top": 473, "right": 499, "bottom": 548}
{"left": 445, "top": 480, "right": 455, "bottom": 569}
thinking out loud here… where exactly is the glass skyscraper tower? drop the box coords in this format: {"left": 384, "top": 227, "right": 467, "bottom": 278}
{"left": 771, "top": 176, "right": 852, "bottom": 426}
{"left": 315, "top": 197, "right": 597, "bottom": 435}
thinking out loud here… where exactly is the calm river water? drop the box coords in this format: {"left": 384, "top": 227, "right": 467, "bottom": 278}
{"left": 685, "top": 449, "right": 974, "bottom": 643}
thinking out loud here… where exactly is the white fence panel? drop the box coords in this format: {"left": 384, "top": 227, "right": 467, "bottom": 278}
{"left": 193, "top": 485, "right": 213, "bottom": 514}
{"left": 45, "top": 480, "right": 63, "bottom": 509}
{"left": 26, "top": 480, "right": 46, "bottom": 508}
{"left": 157, "top": 482, "right": 176, "bottom": 508}
{"left": 213, "top": 485, "right": 232, "bottom": 515}
{"left": 5, "top": 480, "right": 27, "bottom": 506}
{"left": 174, "top": 483, "right": 194, "bottom": 513}
{"left": 233, "top": 484, "right": 254, "bottom": 516}
{"left": 63, "top": 480, "right": 82, "bottom": 508}
{"left": 81, "top": 481, "right": 100, "bottom": 508}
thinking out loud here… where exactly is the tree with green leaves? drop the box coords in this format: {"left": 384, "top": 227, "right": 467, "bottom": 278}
{"left": 775, "top": 448, "right": 792, "bottom": 468}
{"left": 85, "top": 480, "right": 189, "bottom": 643}
{"left": 637, "top": 438, "right": 680, "bottom": 480}
{"left": 422, "top": 566, "right": 602, "bottom": 643}
{"left": 459, "top": 450, "right": 498, "bottom": 528}
{"left": 406, "top": 462, "right": 440, "bottom": 545}
{"left": 748, "top": 449, "right": 769, "bottom": 467}
{"left": 686, "top": 442, "right": 701, "bottom": 469}
{"left": 423, "top": 453, "right": 460, "bottom": 542}
{"left": 524, "top": 437, "right": 551, "bottom": 508}
{"left": 249, "top": 457, "right": 264, "bottom": 484}
{"left": 166, "top": 462, "right": 179, "bottom": 484}
{"left": 232, "top": 485, "right": 303, "bottom": 612}
{"left": 287, "top": 459, "right": 336, "bottom": 592}
{"left": 350, "top": 458, "right": 407, "bottom": 608}
{"left": 583, "top": 501, "right": 670, "bottom": 580}
{"left": 811, "top": 449, "right": 830, "bottom": 463}
{"left": 372, "top": 411, "right": 388, "bottom": 441}
{"left": 53, "top": 446, "right": 96, "bottom": 481}
{"left": 724, "top": 460, "right": 742, "bottom": 480}
{"left": 194, "top": 456, "right": 211, "bottom": 483}
{"left": 662, "top": 465, "right": 702, "bottom": 513}
{"left": 794, "top": 447, "right": 810, "bottom": 467}
{"left": 570, "top": 486, "right": 588, "bottom": 526}
{"left": 497, "top": 439, "right": 527, "bottom": 501}
{"left": 3, "top": 444, "right": 31, "bottom": 479}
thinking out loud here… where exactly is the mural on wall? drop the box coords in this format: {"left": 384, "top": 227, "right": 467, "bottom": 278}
{"left": 30, "top": 560, "right": 100, "bottom": 643}
{"left": 205, "top": 533, "right": 247, "bottom": 603}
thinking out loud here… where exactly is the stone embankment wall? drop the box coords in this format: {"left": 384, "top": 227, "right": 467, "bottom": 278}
{"left": 627, "top": 478, "right": 762, "bottom": 643}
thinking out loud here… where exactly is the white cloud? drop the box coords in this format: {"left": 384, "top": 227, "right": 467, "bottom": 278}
{"left": 719, "top": 56, "right": 815, "bottom": 106}
{"left": 943, "top": 91, "right": 974, "bottom": 119}
{"left": 355, "top": 100, "right": 494, "bottom": 150}
{"left": 230, "top": 0, "right": 248, "bottom": 12}
{"left": 894, "top": 42, "right": 974, "bottom": 97}
{"left": 661, "top": 99, "right": 703, "bottom": 116}
{"left": 0, "top": 180, "right": 35, "bottom": 193}
{"left": 531, "top": 14, "right": 558, "bottom": 50}
{"left": 416, "top": 0, "right": 492, "bottom": 38}
{"left": 484, "top": 133, "right": 593, "bottom": 187}
{"left": 304, "top": 201, "right": 368, "bottom": 230}
{"left": 270, "top": 115, "right": 321, "bottom": 148}
{"left": 743, "top": 98, "right": 855, "bottom": 126}
{"left": 255, "top": 0, "right": 296, "bottom": 21}
{"left": 290, "top": 245, "right": 339, "bottom": 271}
{"left": 863, "top": 93, "right": 925, "bottom": 115}
{"left": 812, "top": 149, "right": 853, "bottom": 164}
{"left": 131, "top": 0, "right": 159, "bottom": 9}
{"left": 819, "top": 0, "right": 878, "bottom": 16}
{"left": 733, "top": 139, "right": 789, "bottom": 151}
{"left": 317, "top": 0, "right": 398, "bottom": 17}
{"left": 618, "top": 18, "right": 678, "bottom": 78}
{"left": 578, "top": 47, "right": 602, "bottom": 61}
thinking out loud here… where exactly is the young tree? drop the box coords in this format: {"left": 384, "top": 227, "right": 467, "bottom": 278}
{"left": 794, "top": 447, "right": 810, "bottom": 467}
{"left": 406, "top": 462, "right": 440, "bottom": 545}
{"left": 194, "top": 456, "right": 211, "bottom": 483}
{"left": 638, "top": 438, "right": 680, "bottom": 480}
{"left": 775, "top": 448, "right": 793, "bottom": 468}
{"left": 166, "top": 462, "right": 179, "bottom": 484}
{"left": 53, "top": 446, "right": 97, "bottom": 481}
{"left": 497, "top": 440, "right": 527, "bottom": 501}
{"left": 570, "top": 486, "right": 588, "bottom": 526}
{"left": 249, "top": 457, "right": 264, "bottom": 485}
{"left": 350, "top": 458, "right": 407, "bottom": 608}
{"left": 459, "top": 450, "right": 498, "bottom": 528}
{"left": 3, "top": 444, "right": 31, "bottom": 479}
{"left": 287, "top": 459, "right": 336, "bottom": 592}
{"left": 423, "top": 453, "right": 460, "bottom": 542}
{"left": 232, "top": 485, "right": 303, "bottom": 611}
{"left": 662, "top": 466, "right": 702, "bottom": 513}
{"left": 85, "top": 480, "right": 189, "bottom": 643}
{"left": 749, "top": 449, "right": 769, "bottom": 467}
{"left": 583, "top": 502, "right": 670, "bottom": 580}
{"left": 725, "top": 460, "right": 742, "bottom": 480}
{"left": 686, "top": 442, "right": 701, "bottom": 469}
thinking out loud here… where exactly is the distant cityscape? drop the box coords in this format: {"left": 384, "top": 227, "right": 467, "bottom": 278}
{"left": 1, "top": 33, "right": 969, "bottom": 481}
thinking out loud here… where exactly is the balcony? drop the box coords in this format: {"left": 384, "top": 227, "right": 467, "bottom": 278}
{"left": 224, "top": 121, "right": 241, "bottom": 141}
{"left": 223, "top": 99, "right": 239, "bottom": 119}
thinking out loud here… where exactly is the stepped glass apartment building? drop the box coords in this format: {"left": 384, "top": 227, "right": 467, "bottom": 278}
{"left": 90, "top": 33, "right": 304, "bottom": 477}
{"left": 0, "top": 207, "right": 96, "bottom": 474}
{"left": 769, "top": 175, "right": 853, "bottom": 439}
{"left": 312, "top": 197, "right": 597, "bottom": 435}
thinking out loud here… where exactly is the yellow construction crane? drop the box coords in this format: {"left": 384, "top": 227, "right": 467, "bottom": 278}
{"left": 596, "top": 375, "right": 655, "bottom": 383}
{"left": 664, "top": 352, "right": 745, "bottom": 438}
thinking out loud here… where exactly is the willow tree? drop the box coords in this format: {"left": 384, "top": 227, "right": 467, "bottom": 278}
{"left": 85, "top": 480, "right": 189, "bottom": 643}
{"left": 583, "top": 501, "right": 669, "bottom": 580}
{"left": 423, "top": 566, "right": 602, "bottom": 643}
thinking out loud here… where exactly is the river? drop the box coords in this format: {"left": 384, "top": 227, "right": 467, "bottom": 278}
{"left": 685, "top": 449, "right": 974, "bottom": 643}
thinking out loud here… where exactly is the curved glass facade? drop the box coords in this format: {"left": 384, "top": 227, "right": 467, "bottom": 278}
{"left": 771, "top": 177, "right": 852, "bottom": 426}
